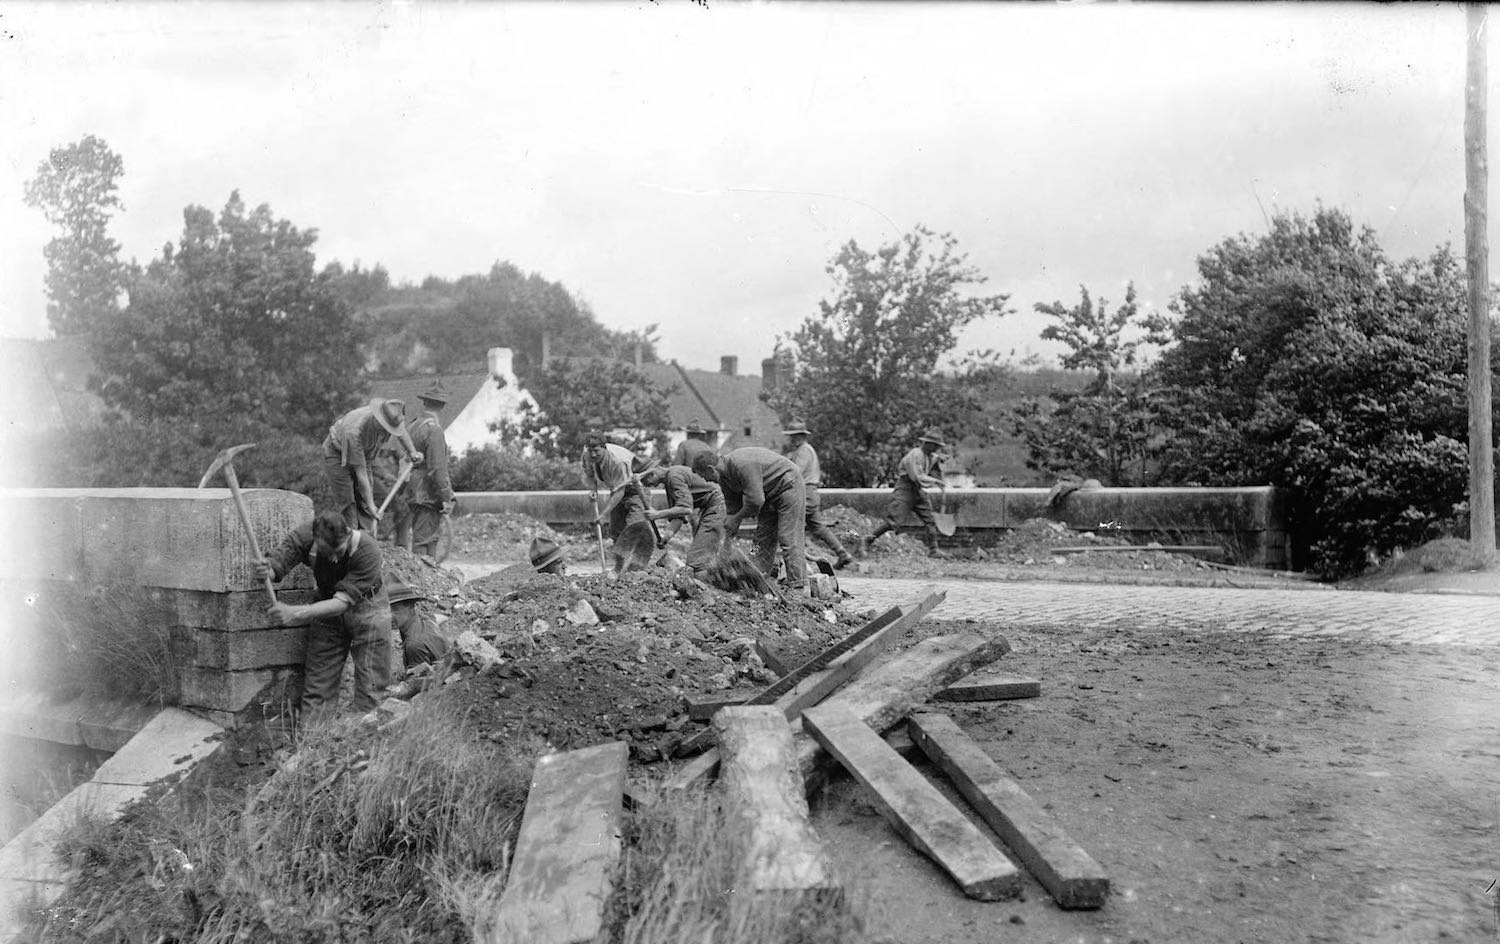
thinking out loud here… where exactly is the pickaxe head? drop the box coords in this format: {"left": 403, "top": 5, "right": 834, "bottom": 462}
{"left": 199, "top": 442, "right": 257, "bottom": 488}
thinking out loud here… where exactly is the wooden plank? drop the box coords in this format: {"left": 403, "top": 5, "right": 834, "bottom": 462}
{"left": 663, "top": 592, "right": 947, "bottom": 793}
{"left": 802, "top": 703, "right": 1020, "bottom": 901}
{"left": 490, "top": 742, "right": 628, "bottom": 944}
{"left": 935, "top": 674, "right": 1041, "bottom": 703}
{"left": 685, "top": 691, "right": 752, "bottom": 722}
{"left": 908, "top": 711, "right": 1109, "bottom": 909}
{"left": 755, "top": 639, "right": 790, "bottom": 676}
{"left": 715, "top": 706, "right": 840, "bottom": 900}
{"left": 794, "top": 629, "right": 1011, "bottom": 791}
{"left": 674, "top": 597, "right": 933, "bottom": 756}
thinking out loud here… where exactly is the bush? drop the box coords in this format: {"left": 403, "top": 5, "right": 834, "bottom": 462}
{"left": 450, "top": 442, "right": 582, "bottom": 492}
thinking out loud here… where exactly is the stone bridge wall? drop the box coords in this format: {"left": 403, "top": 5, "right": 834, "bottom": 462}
{"left": 0, "top": 488, "right": 317, "bottom": 729}
{"left": 454, "top": 486, "right": 1289, "bottom": 568}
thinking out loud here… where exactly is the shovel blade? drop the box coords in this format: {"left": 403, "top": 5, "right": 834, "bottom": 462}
{"left": 933, "top": 513, "right": 957, "bottom": 537}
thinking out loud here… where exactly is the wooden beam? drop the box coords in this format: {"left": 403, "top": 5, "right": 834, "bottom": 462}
{"left": 715, "top": 706, "right": 841, "bottom": 902}
{"left": 490, "top": 742, "right": 628, "bottom": 944}
{"left": 802, "top": 703, "right": 1020, "bottom": 901}
{"left": 907, "top": 712, "right": 1109, "bottom": 909}
{"left": 685, "top": 691, "right": 752, "bottom": 722}
{"left": 662, "top": 591, "right": 947, "bottom": 794}
{"left": 794, "top": 629, "right": 1012, "bottom": 791}
{"left": 935, "top": 674, "right": 1041, "bottom": 703}
{"left": 755, "top": 639, "right": 790, "bottom": 676}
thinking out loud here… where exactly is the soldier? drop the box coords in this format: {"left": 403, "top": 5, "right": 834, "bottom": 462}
{"left": 782, "top": 418, "right": 854, "bottom": 570}
{"left": 323, "top": 399, "right": 421, "bottom": 532}
{"left": 672, "top": 419, "right": 717, "bottom": 470}
{"left": 695, "top": 446, "right": 808, "bottom": 589}
{"left": 641, "top": 462, "right": 727, "bottom": 576}
{"left": 407, "top": 380, "right": 457, "bottom": 558}
{"left": 256, "top": 510, "right": 392, "bottom": 723}
{"left": 864, "top": 429, "right": 949, "bottom": 558}
{"left": 581, "top": 433, "right": 653, "bottom": 540}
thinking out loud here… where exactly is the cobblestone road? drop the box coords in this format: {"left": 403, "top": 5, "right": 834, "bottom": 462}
{"left": 837, "top": 576, "right": 1500, "bottom": 647}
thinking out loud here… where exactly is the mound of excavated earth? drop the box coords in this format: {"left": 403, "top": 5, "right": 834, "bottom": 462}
{"left": 432, "top": 569, "right": 863, "bottom": 761}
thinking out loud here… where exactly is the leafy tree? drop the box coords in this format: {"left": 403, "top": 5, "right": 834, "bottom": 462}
{"left": 359, "top": 263, "right": 653, "bottom": 378}
{"left": 1147, "top": 207, "right": 1497, "bottom": 576}
{"left": 763, "top": 225, "right": 1012, "bottom": 486}
{"left": 23, "top": 135, "right": 129, "bottom": 336}
{"left": 90, "top": 191, "right": 365, "bottom": 439}
{"left": 1009, "top": 284, "right": 1158, "bottom": 485}
{"left": 501, "top": 357, "right": 677, "bottom": 459}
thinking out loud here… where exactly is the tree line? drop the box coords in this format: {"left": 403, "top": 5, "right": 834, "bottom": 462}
{"left": 17, "top": 135, "right": 1498, "bottom": 576}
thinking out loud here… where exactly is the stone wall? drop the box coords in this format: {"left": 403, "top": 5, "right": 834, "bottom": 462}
{"left": 0, "top": 488, "right": 317, "bottom": 728}
{"left": 453, "top": 486, "right": 1290, "bottom": 568}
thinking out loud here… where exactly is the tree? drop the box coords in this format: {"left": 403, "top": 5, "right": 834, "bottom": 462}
{"left": 1009, "top": 284, "right": 1159, "bottom": 485}
{"left": 1147, "top": 207, "right": 1497, "bottom": 576}
{"left": 763, "top": 226, "right": 1012, "bottom": 486}
{"left": 502, "top": 356, "right": 677, "bottom": 459}
{"left": 90, "top": 191, "right": 365, "bottom": 439}
{"left": 23, "top": 135, "right": 128, "bottom": 336}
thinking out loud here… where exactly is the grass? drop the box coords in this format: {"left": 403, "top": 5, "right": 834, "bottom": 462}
{"left": 19, "top": 693, "right": 870, "bottom": 943}
{"left": 16, "top": 583, "right": 180, "bottom": 704}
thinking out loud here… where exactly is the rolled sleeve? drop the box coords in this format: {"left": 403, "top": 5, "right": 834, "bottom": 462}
{"left": 666, "top": 468, "right": 695, "bottom": 514}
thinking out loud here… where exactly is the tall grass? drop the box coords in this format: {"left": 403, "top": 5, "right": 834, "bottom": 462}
{"left": 20, "top": 699, "right": 535, "bottom": 942}
{"left": 605, "top": 784, "right": 866, "bottom": 944}
{"left": 16, "top": 583, "right": 179, "bottom": 704}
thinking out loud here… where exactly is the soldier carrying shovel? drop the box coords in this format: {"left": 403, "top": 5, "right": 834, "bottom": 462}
{"left": 322, "top": 398, "right": 422, "bottom": 532}
{"left": 863, "top": 428, "right": 950, "bottom": 558}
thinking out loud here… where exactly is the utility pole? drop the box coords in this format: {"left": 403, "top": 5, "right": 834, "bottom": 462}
{"left": 1466, "top": 3, "right": 1496, "bottom": 555}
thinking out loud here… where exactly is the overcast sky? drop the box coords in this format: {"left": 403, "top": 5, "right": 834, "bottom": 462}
{"left": 0, "top": 1, "right": 1482, "bottom": 372}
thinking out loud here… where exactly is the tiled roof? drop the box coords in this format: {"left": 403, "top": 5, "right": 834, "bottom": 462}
{"left": 367, "top": 369, "right": 496, "bottom": 430}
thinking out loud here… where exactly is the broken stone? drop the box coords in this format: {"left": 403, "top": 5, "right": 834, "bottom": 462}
{"left": 452, "top": 628, "right": 504, "bottom": 672}
{"left": 530, "top": 618, "right": 551, "bottom": 637}
{"left": 563, "top": 599, "right": 600, "bottom": 626}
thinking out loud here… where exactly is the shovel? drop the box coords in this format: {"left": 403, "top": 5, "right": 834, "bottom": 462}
{"left": 932, "top": 489, "right": 957, "bottom": 537}
{"left": 372, "top": 456, "right": 413, "bottom": 539}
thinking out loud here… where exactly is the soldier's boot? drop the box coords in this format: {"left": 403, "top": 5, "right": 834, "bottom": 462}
{"left": 862, "top": 522, "right": 893, "bottom": 557}
{"left": 925, "top": 528, "right": 949, "bottom": 559}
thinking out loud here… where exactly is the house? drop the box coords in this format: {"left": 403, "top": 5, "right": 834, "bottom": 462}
{"left": 367, "top": 347, "right": 534, "bottom": 457}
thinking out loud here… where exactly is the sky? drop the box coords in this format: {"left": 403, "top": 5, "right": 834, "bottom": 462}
{"left": 0, "top": 1, "right": 1483, "bottom": 373}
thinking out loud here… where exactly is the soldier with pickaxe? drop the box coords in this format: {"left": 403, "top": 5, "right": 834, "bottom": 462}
{"left": 200, "top": 443, "right": 394, "bottom": 724}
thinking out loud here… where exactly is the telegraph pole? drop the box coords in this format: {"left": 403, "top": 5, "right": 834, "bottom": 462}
{"left": 1466, "top": 2, "right": 1496, "bottom": 555}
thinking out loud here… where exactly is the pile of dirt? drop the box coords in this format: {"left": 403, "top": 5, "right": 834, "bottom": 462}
{"left": 380, "top": 545, "right": 466, "bottom": 600}
{"left": 821, "top": 504, "right": 929, "bottom": 558}
{"left": 435, "top": 569, "right": 862, "bottom": 761}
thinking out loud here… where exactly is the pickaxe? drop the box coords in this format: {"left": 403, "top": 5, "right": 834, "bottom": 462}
{"left": 198, "top": 443, "right": 277, "bottom": 606}
{"left": 372, "top": 456, "right": 414, "bottom": 539}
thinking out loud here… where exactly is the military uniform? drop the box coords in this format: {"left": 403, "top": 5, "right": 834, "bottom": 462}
{"left": 407, "top": 385, "right": 456, "bottom": 557}
{"left": 265, "top": 522, "right": 391, "bottom": 720}
{"left": 784, "top": 422, "right": 853, "bottom": 569}
{"left": 717, "top": 446, "right": 808, "bottom": 588}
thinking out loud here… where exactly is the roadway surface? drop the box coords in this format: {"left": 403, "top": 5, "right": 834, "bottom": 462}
{"left": 836, "top": 575, "right": 1500, "bottom": 647}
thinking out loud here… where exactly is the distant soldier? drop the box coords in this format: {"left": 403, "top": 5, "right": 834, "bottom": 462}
{"left": 581, "top": 432, "right": 655, "bottom": 540}
{"left": 641, "top": 462, "right": 727, "bottom": 576}
{"left": 371, "top": 439, "right": 413, "bottom": 550}
{"left": 256, "top": 510, "right": 392, "bottom": 723}
{"left": 695, "top": 446, "right": 808, "bottom": 589}
{"left": 782, "top": 418, "right": 853, "bottom": 570}
{"left": 672, "top": 419, "right": 717, "bottom": 470}
{"left": 323, "top": 399, "right": 421, "bottom": 532}
{"left": 864, "top": 429, "right": 948, "bottom": 558}
{"left": 407, "top": 380, "right": 457, "bottom": 558}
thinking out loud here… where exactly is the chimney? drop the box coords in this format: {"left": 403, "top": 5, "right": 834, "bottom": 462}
{"left": 761, "top": 357, "right": 778, "bottom": 394}
{"left": 720, "top": 355, "right": 738, "bottom": 376}
{"left": 488, "top": 347, "right": 513, "bottom": 380}
{"left": 540, "top": 332, "right": 551, "bottom": 367}
{"left": 634, "top": 342, "right": 643, "bottom": 368}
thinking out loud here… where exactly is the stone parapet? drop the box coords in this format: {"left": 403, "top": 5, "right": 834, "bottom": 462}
{"left": 454, "top": 486, "right": 1291, "bottom": 568}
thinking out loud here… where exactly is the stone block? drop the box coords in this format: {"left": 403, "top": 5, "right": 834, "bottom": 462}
{"left": 161, "top": 586, "right": 316, "bottom": 631}
{"left": 177, "top": 665, "right": 299, "bottom": 716}
{"left": 190, "top": 625, "right": 307, "bottom": 671}
{"left": 809, "top": 574, "right": 838, "bottom": 599}
{"left": 76, "top": 700, "right": 162, "bottom": 753}
{"left": 91, "top": 708, "right": 223, "bottom": 786}
{"left": 0, "top": 487, "right": 313, "bottom": 592}
{"left": 0, "top": 691, "right": 83, "bottom": 746}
